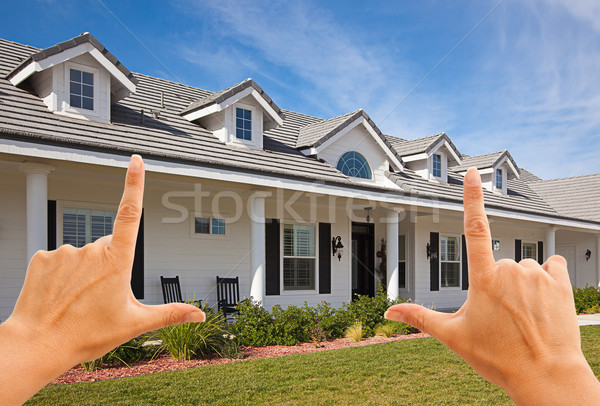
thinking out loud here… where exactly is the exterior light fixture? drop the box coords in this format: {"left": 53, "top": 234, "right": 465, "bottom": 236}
{"left": 364, "top": 206, "right": 373, "bottom": 223}
{"left": 332, "top": 236, "right": 344, "bottom": 261}
{"left": 586, "top": 249, "right": 592, "bottom": 261}
{"left": 427, "top": 243, "right": 438, "bottom": 260}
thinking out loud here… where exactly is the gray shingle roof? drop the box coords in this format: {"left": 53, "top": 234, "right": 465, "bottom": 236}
{"left": 528, "top": 174, "right": 600, "bottom": 222}
{"left": 0, "top": 36, "right": 597, "bottom": 226}
{"left": 518, "top": 168, "right": 543, "bottom": 183}
{"left": 453, "top": 150, "right": 519, "bottom": 175}
{"left": 296, "top": 110, "right": 359, "bottom": 148}
{"left": 5, "top": 33, "right": 138, "bottom": 86}
{"left": 181, "top": 78, "right": 285, "bottom": 121}
{"left": 385, "top": 133, "right": 461, "bottom": 162}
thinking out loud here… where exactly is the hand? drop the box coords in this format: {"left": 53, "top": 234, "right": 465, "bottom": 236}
{"left": 385, "top": 168, "right": 600, "bottom": 405}
{"left": 0, "top": 155, "right": 205, "bottom": 405}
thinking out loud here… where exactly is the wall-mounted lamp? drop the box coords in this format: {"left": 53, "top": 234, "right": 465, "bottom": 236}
{"left": 364, "top": 207, "right": 373, "bottom": 223}
{"left": 585, "top": 249, "right": 592, "bottom": 261}
{"left": 426, "top": 243, "right": 438, "bottom": 260}
{"left": 332, "top": 236, "right": 344, "bottom": 261}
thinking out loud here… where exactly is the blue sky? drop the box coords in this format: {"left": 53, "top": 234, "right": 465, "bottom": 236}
{"left": 2, "top": 0, "right": 599, "bottom": 179}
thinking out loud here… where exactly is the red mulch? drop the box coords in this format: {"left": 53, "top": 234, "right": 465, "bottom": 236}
{"left": 51, "top": 333, "right": 430, "bottom": 385}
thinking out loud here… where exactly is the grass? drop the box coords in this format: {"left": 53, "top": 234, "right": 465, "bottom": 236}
{"left": 26, "top": 326, "right": 600, "bottom": 405}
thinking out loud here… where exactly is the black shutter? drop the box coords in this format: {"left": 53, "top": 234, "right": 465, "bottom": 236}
{"left": 430, "top": 232, "right": 439, "bottom": 291}
{"left": 131, "top": 210, "right": 144, "bottom": 299}
{"left": 265, "top": 218, "right": 280, "bottom": 296}
{"left": 515, "top": 239, "right": 522, "bottom": 262}
{"left": 47, "top": 200, "right": 56, "bottom": 251}
{"left": 537, "top": 241, "right": 544, "bottom": 264}
{"left": 462, "top": 234, "right": 469, "bottom": 290}
{"left": 319, "top": 223, "right": 331, "bottom": 294}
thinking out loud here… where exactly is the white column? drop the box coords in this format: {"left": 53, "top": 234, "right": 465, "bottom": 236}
{"left": 596, "top": 234, "right": 600, "bottom": 288}
{"left": 386, "top": 210, "right": 399, "bottom": 301}
{"left": 20, "top": 162, "right": 55, "bottom": 262}
{"left": 248, "top": 192, "right": 268, "bottom": 304}
{"left": 545, "top": 227, "right": 556, "bottom": 261}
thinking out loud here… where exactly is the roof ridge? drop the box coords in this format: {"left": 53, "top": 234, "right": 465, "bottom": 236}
{"left": 536, "top": 172, "right": 600, "bottom": 182}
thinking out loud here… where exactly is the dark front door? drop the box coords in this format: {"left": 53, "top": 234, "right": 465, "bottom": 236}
{"left": 351, "top": 222, "right": 375, "bottom": 298}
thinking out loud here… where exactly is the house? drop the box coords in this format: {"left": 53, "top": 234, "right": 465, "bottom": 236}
{"left": 0, "top": 33, "right": 598, "bottom": 321}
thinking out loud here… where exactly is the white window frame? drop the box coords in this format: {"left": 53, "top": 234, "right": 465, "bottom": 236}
{"left": 57, "top": 201, "right": 117, "bottom": 248}
{"left": 522, "top": 241, "right": 537, "bottom": 261}
{"left": 228, "top": 101, "right": 262, "bottom": 150}
{"left": 428, "top": 149, "right": 447, "bottom": 183}
{"left": 63, "top": 62, "right": 100, "bottom": 117}
{"left": 281, "top": 222, "right": 319, "bottom": 294}
{"left": 190, "top": 212, "right": 229, "bottom": 240}
{"left": 440, "top": 234, "right": 462, "bottom": 289}
{"left": 398, "top": 234, "right": 408, "bottom": 291}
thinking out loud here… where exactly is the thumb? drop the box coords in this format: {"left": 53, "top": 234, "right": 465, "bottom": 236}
{"left": 137, "top": 303, "right": 205, "bottom": 332}
{"left": 385, "top": 303, "right": 451, "bottom": 338}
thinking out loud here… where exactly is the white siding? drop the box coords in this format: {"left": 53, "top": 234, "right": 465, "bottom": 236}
{"left": 0, "top": 164, "right": 27, "bottom": 321}
{"left": 556, "top": 230, "right": 598, "bottom": 288}
{"left": 319, "top": 125, "right": 391, "bottom": 186}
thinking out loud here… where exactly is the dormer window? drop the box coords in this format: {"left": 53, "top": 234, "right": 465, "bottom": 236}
{"left": 69, "top": 68, "right": 94, "bottom": 111}
{"left": 236, "top": 107, "right": 252, "bottom": 140}
{"left": 337, "top": 151, "right": 372, "bottom": 179}
{"left": 432, "top": 154, "right": 442, "bottom": 178}
{"left": 496, "top": 169, "right": 503, "bottom": 189}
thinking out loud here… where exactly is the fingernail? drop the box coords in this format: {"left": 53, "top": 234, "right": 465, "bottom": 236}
{"left": 465, "top": 168, "right": 481, "bottom": 186}
{"left": 183, "top": 309, "right": 205, "bottom": 323}
{"left": 129, "top": 155, "right": 143, "bottom": 173}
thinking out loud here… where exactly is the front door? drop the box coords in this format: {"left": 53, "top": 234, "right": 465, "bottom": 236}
{"left": 351, "top": 222, "right": 375, "bottom": 298}
{"left": 557, "top": 245, "right": 577, "bottom": 286}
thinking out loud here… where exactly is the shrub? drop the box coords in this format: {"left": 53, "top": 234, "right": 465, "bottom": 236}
{"left": 345, "top": 323, "right": 363, "bottom": 342}
{"left": 81, "top": 335, "right": 155, "bottom": 371}
{"left": 345, "top": 286, "right": 401, "bottom": 337}
{"left": 157, "top": 309, "right": 227, "bottom": 360}
{"left": 232, "top": 298, "right": 276, "bottom": 347}
{"left": 573, "top": 286, "right": 600, "bottom": 314}
{"left": 271, "top": 304, "right": 313, "bottom": 345}
{"left": 375, "top": 322, "right": 395, "bottom": 338}
{"left": 218, "top": 333, "right": 243, "bottom": 359}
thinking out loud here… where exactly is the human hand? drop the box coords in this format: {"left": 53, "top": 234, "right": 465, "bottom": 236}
{"left": 385, "top": 168, "right": 600, "bottom": 405}
{"left": 0, "top": 155, "right": 204, "bottom": 405}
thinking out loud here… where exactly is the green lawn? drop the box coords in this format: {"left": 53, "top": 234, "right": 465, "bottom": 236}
{"left": 27, "top": 326, "right": 600, "bottom": 405}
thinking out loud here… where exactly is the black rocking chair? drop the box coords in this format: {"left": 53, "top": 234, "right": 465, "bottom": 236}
{"left": 161, "top": 275, "right": 201, "bottom": 307}
{"left": 216, "top": 276, "right": 242, "bottom": 319}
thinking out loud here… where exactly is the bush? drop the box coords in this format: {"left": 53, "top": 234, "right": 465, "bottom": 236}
{"left": 375, "top": 322, "right": 395, "bottom": 338}
{"left": 81, "top": 335, "right": 155, "bottom": 371}
{"left": 218, "top": 333, "right": 242, "bottom": 359}
{"left": 232, "top": 298, "right": 276, "bottom": 347}
{"left": 271, "top": 304, "right": 313, "bottom": 345}
{"left": 344, "top": 286, "right": 404, "bottom": 337}
{"left": 345, "top": 323, "right": 363, "bottom": 342}
{"left": 157, "top": 309, "right": 227, "bottom": 360}
{"left": 573, "top": 286, "right": 600, "bottom": 314}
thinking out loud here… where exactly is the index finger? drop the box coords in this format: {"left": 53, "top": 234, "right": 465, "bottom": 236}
{"left": 110, "top": 155, "right": 145, "bottom": 262}
{"left": 463, "top": 168, "right": 496, "bottom": 283}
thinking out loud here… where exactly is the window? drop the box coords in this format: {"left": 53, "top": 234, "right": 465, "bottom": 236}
{"left": 496, "top": 169, "right": 503, "bottom": 189}
{"left": 283, "top": 224, "right": 316, "bottom": 290}
{"left": 63, "top": 208, "right": 116, "bottom": 247}
{"left": 522, "top": 242, "right": 537, "bottom": 260}
{"left": 235, "top": 107, "right": 252, "bottom": 140}
{"left": 398, "top": 235, "right": 407, "bottom": 289}
{"left": 440, "top": 235, "right": 460, "bottom": 288}
{"left": 432, "top": 154, "right": 442, "bottom": 178}
{"left": 336, "top": 151, "right": 372, "bottom": 179}
{"left": 194, "top": 217, "right": 226, "bottom": 235}
{"left": 69, "top": 69, "right": 94, "bottom": 110}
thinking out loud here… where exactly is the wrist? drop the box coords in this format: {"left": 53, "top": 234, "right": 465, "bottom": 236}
{"left": 504, "top": 352, "right": 600, "bottom": 405}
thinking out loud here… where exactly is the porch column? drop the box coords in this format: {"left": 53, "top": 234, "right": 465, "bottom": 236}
{"left": 597, "top": 234, "right": 600, "bottom": 288}
{"left": 20, "top": 162, "right": 55, "bottom": 262}
{"left": 248, "top": 192, "right": 268, "bottom": 304}
{"left": 386, "top": 210, "right": 399, "bottom": 301}
{"left": 545, "top": 227, "right": 556, "bottom": 261}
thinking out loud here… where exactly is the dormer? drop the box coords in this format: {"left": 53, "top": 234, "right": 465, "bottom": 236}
{"left": 387, "top": 133, "right": 462, "bottom": 184}
{"left": 6, "top": 33, "right": 137, "bottom": 123}
{"left": 454, "top": 150, "right": 520, "bottom": 195}
{"left": 181, "top": 79, "right": 285, "bottom": 151}
{"left": 296, "top": 109, "right": 403, "bottom": 187}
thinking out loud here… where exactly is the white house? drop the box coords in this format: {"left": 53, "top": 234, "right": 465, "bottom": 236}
{"left": 0, "top": 33, "right": 598, "bottom": 320}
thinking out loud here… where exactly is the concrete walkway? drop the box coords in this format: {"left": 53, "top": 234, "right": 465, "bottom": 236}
{"left": 578, "top": 314, "right": 600, "bottom": 326}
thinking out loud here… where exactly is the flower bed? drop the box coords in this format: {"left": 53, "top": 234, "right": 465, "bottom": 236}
{"left": 51, "top": 332, "right": 429, "bottom": 385}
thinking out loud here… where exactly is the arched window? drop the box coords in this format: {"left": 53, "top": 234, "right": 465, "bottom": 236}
{"left": 336, "top": 151, "right": 372, "bottom": 179}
